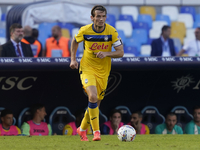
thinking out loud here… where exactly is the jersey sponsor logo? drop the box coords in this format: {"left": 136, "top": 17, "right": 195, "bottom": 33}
{"left": 89, "top": 43, "right": 109, "bottom": 50}
{"left": 33, "top": 129, "right": 45, "bottom": 133}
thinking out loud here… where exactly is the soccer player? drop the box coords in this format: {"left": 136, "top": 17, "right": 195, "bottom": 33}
{"left": 101, "top": 109, "right": 124, "bottom": 135}
{"left": 155, "top": 112, "right": 183, "bottom": 134}
{"left": 70, "top": 5, "right": 124, "bottom": 141}
{"left": 127, "top": 111, "right": 150, "bottom": 134}
{"left": 0, "top": 109, "right": 21, "bottom": 136}
{"left": 185, "top": 106, "right": 200, "bottom": 134}
{"left": 21, "top": 104, "right": 52, "bottom": 136}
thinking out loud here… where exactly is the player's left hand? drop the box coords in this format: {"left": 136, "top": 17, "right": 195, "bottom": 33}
{"left": 94, "top": 52, "right": 107, "bottom": 59}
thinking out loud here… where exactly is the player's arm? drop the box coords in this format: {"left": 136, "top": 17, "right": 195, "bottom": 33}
{"left": 177, "top": 49, "right": 186, "bottom": 56}
{"left": 48, "top": 124, "right": 52, "bottom": 135}
{"left": 70, "top": 38, "right": 79, "bottom": 69}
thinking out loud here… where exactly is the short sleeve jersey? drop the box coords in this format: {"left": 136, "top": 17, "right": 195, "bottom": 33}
{"left": 75, "top": 23, "right": 121, "bottom": 78}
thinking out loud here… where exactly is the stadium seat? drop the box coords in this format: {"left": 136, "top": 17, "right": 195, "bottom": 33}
{"left": 0, "top": 37, "right": 6, "bottom": 45}
{"left": 180, "top": 6, "right": 196, "bottom": 21}
{"left": 140, "top": 45, "right": 151, "bottom": 56}
{"left": 61, "top": 29, "right": 70, "bottom": 38}
{"left": 124, "top": 46, "right": 139, "bottom": 56}
{"left": 140, "top": 6, "right": 156, "bottom": 20}
{"left": 177, "top": 14, "right": 194, "bottom": 29}
{"left": 38, "top": 22, "right": 58, "bottom": 47}
{"left": 171, "top": 22, "right": 186, "bottom": 37}
{"left": 7, "top": 5, "right": 13, "bottom": 12}
{"left": 18, "top": 107, "right": 32, "bottom": 128}
{"left": 149, "top": 29, "right": 161, "bottom": 39}
{"left": 170, "top": 30, "right": 184, "bottom": 44}
{"left": 117, "top": 30, "right": 126, "bottom": 44}
{"left": 141, "top": 106, "right": 165, "bottom": 134}
{"left": 106, "top": 14, "right": 116, "bottom": 27}
{"left": 171, "top": 106, "right": 193, "bottom": 130}
{"left": 121, "top": 6, "right": 138, "bottom": 21}
{"left": 137, "top": 15, "right": 153, "bottom": 29}
{"left": 193, "top": 21, "right": 200, "bottom": 28}
{"left": 124, "top": 38, "right": 141, "bottom": 51}
{"left": 115, "top": 21, "right": 133, "bottom": 37}
{"left": 99, "top": 109, "right": 108, "bottom": 126}
{"left": 195, "top": 14, "right": 200, "bottom": 22}
{"left": 186, "top": 29, "right": 195, "bottom": 39}
{"left": 119, "top": 14, "right": 135, "bottom": 28}
{"left": 133, "top": 22, "right": 149, "bottom": 31}
{"left": 58, "top": 22, "right": 75, "bottom": 36}
{"left": 49, "top": 106, "right": 76, "bottom": 135}
{"left": 115, "top": 106, "right": 132, "bottom": 124}
{"left": 0, "top": 28, "right": 5, "bottom": 38}
{"left": 106, "top": 6, "right": 121, "bottom": 20}
{"left": 155, "top": 14, "right": 171, "bottom": 26}
{"left": 172, "top": 38, "right": 182, "bottom": 53}
{"left": 147, "top": 38, "right": 154, "bottom": 45}
{"left": 51, "top": 50, "right": 62, "bottom": 57}
{"left": 1, "top": 13, "right": 6, "bottom": 22}
{"left": 131, "top": 29, "right": 148, "bottom": 44}
{"left": 152, "top": 21, "right": 168, "bottom": 31}
{"left": 162, "top": 6, "right": 179, "bottom": 21}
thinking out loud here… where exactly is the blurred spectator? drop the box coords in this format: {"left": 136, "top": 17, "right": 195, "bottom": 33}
{"left": 155, "top": 112, "right": 183, "bottom": 134}
{"left": 151, "top": 25, "right": 176, "bottom": 56}
{"left": 101, "top": 109, "right": 124, "bottom": 135}
{"left": 62, "top": 109, "right": 92, "bottom": 135}
{"left": 21, "top": 26, "right": 42, "bottom": 57}
{"left": 32, "top": 28, "right": 39, "bottom": 40}
{"left": 178, "top": 28, "right": 200, "bottom": 56}
{"left": 21, "top": 104, "right": 52, "bottom": 136}
{"left": 0, "top": 109, "right": 21, "bottom": 136}
{"left": 44, "top": 25, "right": 70, "bottom": 57}
{"left": 0, "top": 23, "right": 33, "bottom": 57}
{"left": 185, "top": 106, "right": 200, "bottom": 134}
{"left": 127, "top": 111, "right": 150, "bottom": 134}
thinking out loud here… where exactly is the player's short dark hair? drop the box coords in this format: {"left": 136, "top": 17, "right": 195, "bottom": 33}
{"left": 109, "top": 109, "right": 122, "bottom": 118}
{"left": 196, "top": 27, "right": 200, "bottom": 31}
{"left": 91, "top": 5, "right": 107, "bottom": 17}
{"left": 32, "top": 28, "right": 39, "bottom": 39}
{"left": 9, "top": 23, "right": 22, "bottom": 34}
{"left": 132, "top": 111, "right": 142, "bottom": 118}
{"left": 166, "top": 112, "right": 176, "bottom": 119}
{"left": 1, "top": 109, "right": 13, "bottom": 117}
{"left": 161, "top": 25, "right": 171, "bottom": 34}
{"left": 31, "top": 103, "right": 45, "bottom": 116}
{"left": 193, "top": 106, "right": 200, "bottom": 112}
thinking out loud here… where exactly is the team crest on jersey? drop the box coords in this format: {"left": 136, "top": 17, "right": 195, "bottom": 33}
{"left": 85, "top": 79, "right": 88, "bottom": 84}
{"left": 104, "top": 35, "right": 108, "bottom": 41}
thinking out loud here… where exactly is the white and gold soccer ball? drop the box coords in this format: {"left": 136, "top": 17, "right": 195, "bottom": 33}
{"left": 117, "top": 125, "right": 136, "bottom": 142}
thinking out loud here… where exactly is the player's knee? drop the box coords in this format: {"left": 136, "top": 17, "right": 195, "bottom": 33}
{"left": 88, "top": 93, "right": 98, "bottom": 103}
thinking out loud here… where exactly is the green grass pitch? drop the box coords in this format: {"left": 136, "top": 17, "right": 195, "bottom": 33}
{"left": 0, "top": 135, "right": 200, "bottom": 150}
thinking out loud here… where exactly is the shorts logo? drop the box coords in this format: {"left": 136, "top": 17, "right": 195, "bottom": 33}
{"left": 85, "top": 79, "right": 88, "bottom": 84}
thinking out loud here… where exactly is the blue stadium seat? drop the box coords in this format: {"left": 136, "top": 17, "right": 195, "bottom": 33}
{"left": 18, "top": 107, "right": 32, "bottom": 128}
{"left": 195, "top": 14, "right": 200, "bottom": 22}
{"left": 0, "top": 28, "right": 5, "bottom": 38}
{"left": 1, "top": 13, "right": 6, "bottom": 22}
{"left": 155, "top": 14, "right": 171, "bottom": 26}
{"left": 180, "top": 6, "right": 195, "bottom": 21}
{"left": 133, "top": 22, "right": 149, "bottom": 31}
{"left": 106, "top": 6, "right": 121, "bottom": 20}
{"left": 106, "top": 14, "right": 116, "bottom": 28}
{"left": 58, "top": 22, "right": 75, "bottom": 36}
{"left": 171, "top": 106, "right": 193, "bottom": 130}
{"left": 124, "top": 38, "right": 141, "bottom": 52}
{"left": 131, "top": 29, "right": 148, "bottom": 44}
{"left": 0, "top": 107, "right": 16, "bottom": 125}
{"left": 124, "top": 46, "right": 139, "bottom": 56}
{"left": 137, "top": 15, "right": 153, "bottom": 29}
{"left": 117, "top": 30, "right": 126, "bottom": 44}
{"left": 119, "top": 14, "right": 135, "bottom": 28}
{"left": 115, "top": 106, "right": 132, "bottom": 124}
{"left": 193, "top": 21, "right": 200, "bottom": 28}
{"left": 51, "top": 50, "right": 62, "bottom": 57}
{"left": 99, "top": 109, "right": 108, "bottom": 126}
{"left": 141, "top": 106, "right": 165, "bottom": 134}
{"left": 147, "top": 38, "right": 154, "bottom": 45}
{"left": 49, "top": 106, "right": 76, "bottom": 135}
{"left": 38, "top": 22, "right": 58, "bottom": 47}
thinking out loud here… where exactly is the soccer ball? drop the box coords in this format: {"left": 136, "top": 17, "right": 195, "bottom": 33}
{"left": 117, "top": 125, "right": 136, "bottom": 142}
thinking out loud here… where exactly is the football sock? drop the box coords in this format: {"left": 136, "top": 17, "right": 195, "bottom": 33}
{"left": 88, "top": 102, "right": 99, "bottom": 132}
{"left": 80, "top": 108, "right": 90, "bottom": 131}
